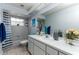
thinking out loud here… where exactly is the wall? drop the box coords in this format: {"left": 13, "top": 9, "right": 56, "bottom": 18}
{"left": 45, "top": 4, "right": 79, "bottom": 34}
{"left": 11, "top": 25, "right": 28, "bottom": 46}
{"left": 10, "top": 17, "right": 28, "bottom": 46}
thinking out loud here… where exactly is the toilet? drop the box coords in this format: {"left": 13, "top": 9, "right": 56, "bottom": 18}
{"left": 20, "top": 40, "right": 28, "bottom": 47}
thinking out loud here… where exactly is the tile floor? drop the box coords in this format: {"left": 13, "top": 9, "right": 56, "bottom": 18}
{"left": 3, "top": 45, "right": 29, "bottom": 55}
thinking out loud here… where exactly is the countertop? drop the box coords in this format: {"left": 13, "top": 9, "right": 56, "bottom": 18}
{"left": 28, "top": 35, "right": 79, "bottom": 55}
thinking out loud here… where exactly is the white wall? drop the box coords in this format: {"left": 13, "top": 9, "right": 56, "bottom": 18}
{"left": 45, "top": 4, "right": 79, "bottom": 33}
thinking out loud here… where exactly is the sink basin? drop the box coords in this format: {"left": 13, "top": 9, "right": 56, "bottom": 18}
{"left": 36, "top": 35, "right": 54, "bottom": 40}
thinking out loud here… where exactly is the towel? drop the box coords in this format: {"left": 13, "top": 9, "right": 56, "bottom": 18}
{"left": 47, "top": 26, "right": 51, "bottom": 34}
{"left": 45, "top": 26, "right": 47, "bottom": 34}
{"left": 45, "top": 26, "right": 51, "bottom": 34}
{"left": 0, "top": 23, "right": 6, "bottom": 42}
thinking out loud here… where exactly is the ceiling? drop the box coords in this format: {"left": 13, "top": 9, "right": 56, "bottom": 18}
{"left": 9, "top": 3, "right": 38, "bottom": 11}
{"left": 43, "top": 4, "right": 75, "bottom": 16}
{"left": 7, "top": 3, "right": 73, "bottom": 18}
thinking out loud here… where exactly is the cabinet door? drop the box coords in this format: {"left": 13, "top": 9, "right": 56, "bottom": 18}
{"left": 47, "top": 46, "right": 58, "bottom": 55}
{"left": 34, "top": 45, "right": 45, "bottom": 55}
{"left": 28, "top": 40, "right": 34, "bottom": 55}
{"left": 34, "top": 40, "right": 45, "bottom": 51}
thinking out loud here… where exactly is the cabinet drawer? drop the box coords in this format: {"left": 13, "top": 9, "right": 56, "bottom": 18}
{"left": 34, "top": 40, "right": 45, "bottom": 51}
{"left": 47, "top": 46, "right": 58, "bottom": 55}
{"left": 34, "top": 45, "right": 45, "bottom": 55}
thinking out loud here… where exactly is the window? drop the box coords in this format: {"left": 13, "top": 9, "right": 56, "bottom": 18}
{"left": 11, "top": 17, "right": 24, "bottom": 26}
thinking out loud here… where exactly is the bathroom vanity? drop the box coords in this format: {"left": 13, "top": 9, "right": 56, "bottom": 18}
{"left": 28, "top": 35, "right": 79, "bottom": 55}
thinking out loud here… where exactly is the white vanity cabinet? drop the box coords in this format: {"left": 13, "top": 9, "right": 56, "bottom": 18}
{"left": 28, "top": 37, "right": 58, "bottom": 55}
{"left": 46, "top": 45, "right": 58, "bottom": 55}
{"left": 28, "top": 35, "right": 71, "bottom": 55}
{"left": 28, "top": 36, "right": 67, "bottom": 55}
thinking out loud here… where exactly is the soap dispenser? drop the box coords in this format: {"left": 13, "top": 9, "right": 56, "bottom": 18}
{"left": 53, "top": 31, "right": 59, "bottom": 40}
